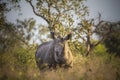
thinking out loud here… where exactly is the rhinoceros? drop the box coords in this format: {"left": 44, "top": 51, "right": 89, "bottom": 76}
{"left": 35, "top": 33, "right": 73, "bottom": 71}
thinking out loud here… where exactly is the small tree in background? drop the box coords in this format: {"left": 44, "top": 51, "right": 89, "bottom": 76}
{"left": 73, "top": 13, "right": 112, "bottom": 56}
{"left": 103, "top": 21, "right": 120, "bottom": 56}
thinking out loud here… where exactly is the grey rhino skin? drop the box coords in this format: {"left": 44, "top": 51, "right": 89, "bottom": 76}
{"left": 35, "top": 33, "right": 73, "bottom": 71}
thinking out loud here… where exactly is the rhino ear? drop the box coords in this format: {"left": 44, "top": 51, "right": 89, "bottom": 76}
{"left": 51, "top": 32, "right": 55, "bottom": 39}
{"left": 64, "top": 33, "right": 72, "bottom": 40}
{"left": 57, "top": 35, "right": 61, "bottom": 38}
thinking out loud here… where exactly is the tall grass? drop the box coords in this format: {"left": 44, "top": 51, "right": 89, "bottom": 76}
{"left": 0, "top": 44, "right": 120, "bottom": 80}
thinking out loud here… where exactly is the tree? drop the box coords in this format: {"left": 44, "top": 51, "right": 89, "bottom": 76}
{"left": 0, "top": 1, "right": 36, "bottom": 53}
{"left": 73, "top": 13, "right": 112, "bottom": 56}
{"left": 103, "top": 21, "right": 120, "bottom": 56}
{"left": 26, "top": 0, "right": 88, "bottom": 37}
{"left": 0, "top": 2, "right": 20, "bottom": 53}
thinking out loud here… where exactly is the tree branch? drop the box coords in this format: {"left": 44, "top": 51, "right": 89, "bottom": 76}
{"left": 94, "top": 20, "right": 104, "bottom": 28}
{"left": 27, "top": 0, "right": 55, "bottom": 35}
{"left": 27, "top": 0, "right": 50, "bottom": 24}
{"left": 94, "top": 27, "right": 111, "bottom": 47}
{"left": 74, "top": 31, "right": 86, "bottom": 42}
{"left": 94, "top": 36, "right": 105, "bottom": 47}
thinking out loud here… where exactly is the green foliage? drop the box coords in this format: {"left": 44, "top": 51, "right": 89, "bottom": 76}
{"left": 0, "top": 44, "right": 37, "bottom": 80}
{"left": 30, "top": 0, "right": 89, "bottom": 37}
{"left": 93, "top": 44, "right": 107, "bottom": 56}
{"left": 104, "top": 22, "right": 120, "bottom": 56}
{"left": 71, "top": 40, "right": 86, "bottom": 55}
{"left": 13, "top": 47, "right": 32, "bottom": 64}
{"left": 16, "top": 18, "right": 36, "bottom": 42}
{"left": 94, "top": 21, "right": 120, "bottom": 56}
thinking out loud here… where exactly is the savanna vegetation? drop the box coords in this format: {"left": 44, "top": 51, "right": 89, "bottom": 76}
{"left": 0, "top": 0, "right": 120, "bottom": 80}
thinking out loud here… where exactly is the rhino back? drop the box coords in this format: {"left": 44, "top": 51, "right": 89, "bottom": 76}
{"left": 35, "top": 41, "right": 55, "bottom": 65}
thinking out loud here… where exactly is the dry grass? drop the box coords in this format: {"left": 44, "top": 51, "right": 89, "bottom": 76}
{"left": 0, "top": 53, "right": 120, "bottom": 80}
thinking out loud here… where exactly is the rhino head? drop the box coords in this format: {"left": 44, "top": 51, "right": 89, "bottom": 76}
{"left": 51, "top": 32, "right": 73, "bottom": 67}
